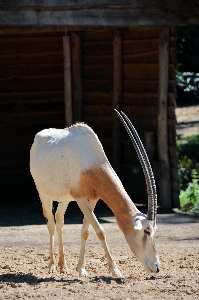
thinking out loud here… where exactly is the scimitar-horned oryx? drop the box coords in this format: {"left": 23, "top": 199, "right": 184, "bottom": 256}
{"left": 30, "top": 110, "right": 160, "bottom": 277}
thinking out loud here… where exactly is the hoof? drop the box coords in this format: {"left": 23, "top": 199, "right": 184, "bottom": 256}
{"left": 109, "top": 262, "right": 122, "bottom": 278}
{"left": 77, "top": 267, "right": 88, "bottom": 277}
{"left": 58, "top": 260, "right": 67, "bottom": 273}
{"left": 111, "top": 267, "right": 123, "bottom": 278}
{"left": 49, "top": 263, "right": 57, "bottom": 273}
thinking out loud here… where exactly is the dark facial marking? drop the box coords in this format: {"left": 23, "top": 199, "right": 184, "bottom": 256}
{"left": 144, "top": 229, "right": 150, "bottom": 235}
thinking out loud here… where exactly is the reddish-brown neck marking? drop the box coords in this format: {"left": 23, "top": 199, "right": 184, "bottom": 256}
{"left": 71, "top": 163, "right": 139, "bottom": 235}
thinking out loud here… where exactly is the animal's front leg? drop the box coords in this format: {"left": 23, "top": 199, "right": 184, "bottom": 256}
{"left": 77, "top": 198, "right": 122, "bottom": 278}
{"left": 40, "top": 195, "right": 56, "bottom": 272}
{"left": 98, "top": 231, "right": 122, "bottom": 277}
{"left": 77, "top": 200, "right": 97, "bottom": 277}
{"left": 55, "top": 201, "right": 69, "bottom": 273}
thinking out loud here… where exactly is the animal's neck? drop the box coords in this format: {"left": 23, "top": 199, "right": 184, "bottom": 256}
{"left": 92, "top": 163, "right": 140, "bottom": 234}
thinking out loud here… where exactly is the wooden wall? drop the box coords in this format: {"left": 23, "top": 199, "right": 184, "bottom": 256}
{"left": 80, "top": 27, "right": 179, "bottom": 206}
{"left": 0, "top": 34, "right": 65, "bottom": 199}
{"left": 82, "top": 29, "right": 113, "bottom": 159}
{"left": 0, "top": 27, "right": 179, "bottom": 207}
{"left": 120, "top": 27, "right": 159, "bottom": 203}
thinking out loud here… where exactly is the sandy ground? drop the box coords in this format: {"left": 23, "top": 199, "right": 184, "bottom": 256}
{"left": 0, "top": 103, "right": 198, "bottom": 299}
{"left": 176, "top": 104, "right": 199, "bottom": 137}
{"left": 0, "top": 201, "right": 199, "bottom": 300}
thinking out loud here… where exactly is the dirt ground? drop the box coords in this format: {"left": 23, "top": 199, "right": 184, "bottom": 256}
{"left": 176, "top": 103, "right": 199, "bottom": 137}
{"left": 0, "top": 103, "right": 199, "bottom": 300}
{"left": 0, "top": 206, "right": 199, "bottom": 300}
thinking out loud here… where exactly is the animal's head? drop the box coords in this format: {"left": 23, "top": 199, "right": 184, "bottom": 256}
{"left": 115, "top": 110, "right": 160, "bottom": 273}
{"left": 125, "top": 213, "right": 160, "bottom": 273}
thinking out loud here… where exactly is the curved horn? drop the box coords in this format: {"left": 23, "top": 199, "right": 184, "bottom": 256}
{"left": 115, "top": 109, "right": 157, "bottom": 221}
{"left": 120, "top": 111, "right": 157, "bottom": 220}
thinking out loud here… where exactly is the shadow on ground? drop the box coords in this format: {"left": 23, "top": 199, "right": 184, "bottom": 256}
{"left": 0, "top": 197, "right": 198, "bottom": 227}
{"left": 0, "top": 198, "right": 115, "bottom": 227}
{"left": 0, "top": 272, "right": 124, "bottom": 286}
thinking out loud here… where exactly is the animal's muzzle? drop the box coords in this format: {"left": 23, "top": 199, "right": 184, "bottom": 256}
{"left": 145, "top": 259, "right": 160, "bottom": 273}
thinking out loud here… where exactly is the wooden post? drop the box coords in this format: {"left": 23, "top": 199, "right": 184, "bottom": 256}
{"left": 71, "top": 32, "right": 83, "bottom": 122}
{"left": 63, "top": 36, "right": 73, "bottom": 125}
{"left": 157, "top": 26, "right": 172, "bottom": 210}
{"left": 112, "top": 29, "right": 122, "bottom": 176}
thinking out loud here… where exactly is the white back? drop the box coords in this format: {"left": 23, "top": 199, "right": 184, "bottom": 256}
{"left": 30, "top": 123, "right": 108, "bottom": 200}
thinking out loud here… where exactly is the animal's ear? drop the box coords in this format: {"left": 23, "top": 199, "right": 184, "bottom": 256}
{"left": 133, "top": 213, "right": 147, "bottom": 230}
{"left": 134, "top": 217, "right": 143, "bottom": 230}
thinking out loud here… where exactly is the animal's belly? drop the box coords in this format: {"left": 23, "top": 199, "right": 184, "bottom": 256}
{"left": 30, "top": 156, "right": 74, "bottom": 200}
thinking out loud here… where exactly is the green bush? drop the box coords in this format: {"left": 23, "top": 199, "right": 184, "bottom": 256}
{"left": 177, "top": 135, "right": 199, "bottom": 215}
{"left": 176, "top": 71, "right": 199, "bottom": 99}
{"left": 177, "top": 135, "right": 199, "bottom": 190}
{"left": 179, "top": 170, "right": 199, "bottom": 215}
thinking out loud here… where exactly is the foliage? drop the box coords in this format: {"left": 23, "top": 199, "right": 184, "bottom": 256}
{"left": 177, "top": 26, "right": 199, "bottom": 73}
{"left": 176, "top": 71, "right": 199, "bottom": 99}
{"left": 176, "top": 26, "right": 199, "bottom": 102}
{"left": 179, "top": 170, "right": 199, "bottom": 216}
{"left": 178, "top": 135, "right": 199, "bottom": 165}
{"left": 177, "top": 135, "right": 199, "bottom": 215}
{"left": 177, "top": 135, "right": 199, "bottom": 190}
{"left": 176, "top": 27, "right": 199, "bottom": 216}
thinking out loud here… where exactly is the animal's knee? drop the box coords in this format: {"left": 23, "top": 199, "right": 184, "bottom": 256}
{"left": 82, "top": 229, "right": 89, "bottom": 241}
{"left": 97, "top": 229, "right": 106, "bottom": 241}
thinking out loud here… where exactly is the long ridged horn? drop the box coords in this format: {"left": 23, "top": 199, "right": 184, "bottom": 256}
{"left": 120, "top": 111, "right": 157, "bottom": 220}
{"left": 115, "top": 109, "right": 157, "bottom": 221}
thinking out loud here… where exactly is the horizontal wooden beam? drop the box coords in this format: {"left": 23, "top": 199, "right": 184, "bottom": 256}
{"left": 0, "top": 0, "right": 196, "bottom": 9}
{"left": 0, "top": 1, "right": 198, "bottom": 28}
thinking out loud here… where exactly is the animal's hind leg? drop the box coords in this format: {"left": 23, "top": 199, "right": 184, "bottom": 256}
{"left": 40, "top": 193, "right": 56, "bottom": 272}
{"left": 77, "top": 200, "right": 97, "bottom": 277}
{"left": 55, "top": 201, "right": 69, "bottom": 273}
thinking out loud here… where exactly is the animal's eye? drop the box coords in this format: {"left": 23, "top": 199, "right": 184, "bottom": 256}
{"left": 144, "top": 229, "right": 150, "bottom": 235}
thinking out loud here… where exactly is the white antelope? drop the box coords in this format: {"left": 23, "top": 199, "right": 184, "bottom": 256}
{"left": 30, "top": 110, "right": 160, "bottom": 277}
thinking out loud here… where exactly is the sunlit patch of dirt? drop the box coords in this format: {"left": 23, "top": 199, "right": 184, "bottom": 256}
{"left": 0, "top": 213, "right": 198, "bottom": 299}
{"left": 176, "top": 104, "right": 199, "bottom": 137}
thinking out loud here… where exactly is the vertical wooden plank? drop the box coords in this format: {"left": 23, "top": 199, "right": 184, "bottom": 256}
{"left": 144, "top": 132, "right": 155, "bottom": 161}
{"left": 63, "top": 36, "right": 73, "bottom": 125}
{"left": 157, "top": 26, "right": 172, "bottom": 210}
{"left": 71, "top": 32, "right": 83, "bottom": 122}
{"left": 112, "top": 29, "right": 122, "bottom": 176}
{"left": 169, "top": 97, "right": 180, "bottom": 208}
